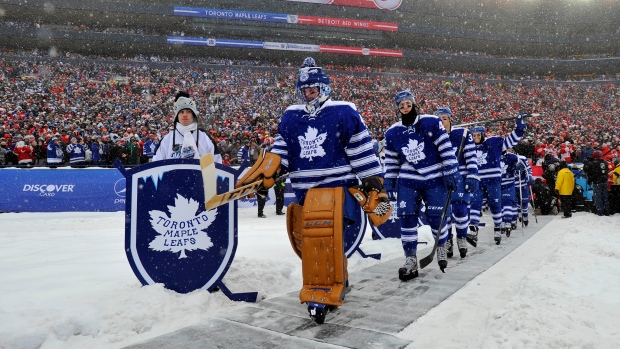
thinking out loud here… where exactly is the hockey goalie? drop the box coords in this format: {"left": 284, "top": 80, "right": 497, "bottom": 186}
{"left": 235, "top": 58, "right": 391, "bottom": 324}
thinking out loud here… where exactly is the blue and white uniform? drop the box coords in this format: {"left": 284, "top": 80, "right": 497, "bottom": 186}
{"left": 66, "top": 142, "right": 86, "bottom": 164}
{"left": 514, "top": 154, "right": 533, "bottom": 223}
{"left": 500, "top": 152, "right": 519, "bottom": 228}
{"left": 469, "top": 126, "right": 524, "bottom": 230}
{"left": 447, "top": 127, "right": 478, "bottom": 241}
{"left": 384, "top": 114, "right": 458, "bottom": 256}
{"left": 271, "top": 99, "right": 382, "bottom": 204}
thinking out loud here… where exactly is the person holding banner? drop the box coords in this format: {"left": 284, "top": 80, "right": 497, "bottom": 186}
{"left": 153, "top": 91, "right": 221, "bottom": 163}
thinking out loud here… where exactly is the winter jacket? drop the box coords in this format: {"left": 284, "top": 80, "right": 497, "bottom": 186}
{"left": 555, "top": 168, "right": 575, "bottom": 196}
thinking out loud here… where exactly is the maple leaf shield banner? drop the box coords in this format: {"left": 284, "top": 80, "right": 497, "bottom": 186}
{"left": 117, "top": 159, "right": 240, "bottom": 295}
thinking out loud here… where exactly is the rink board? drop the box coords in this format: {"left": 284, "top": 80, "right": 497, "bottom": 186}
{"left": 125, "top": 215, "right": 554, "bottom": 349}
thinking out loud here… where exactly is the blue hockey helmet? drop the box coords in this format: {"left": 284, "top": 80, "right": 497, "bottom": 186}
{"left": 394, "top": 90, "right": 416, "bottom": 108}
{"left": 435, "top": 107, "right": 452, "bottom": 117}
{"left": 296, "top": 66, "right": 331, "bottom": 114}
{"left": 472, "top": 125, "right": 486, "bottom": 135}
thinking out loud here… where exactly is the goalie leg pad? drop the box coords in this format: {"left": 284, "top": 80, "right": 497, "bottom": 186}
{"left": 299, "top": 187, "right": 347, "bottom": 307}
{"left": 286, "top": 202, "right": 303, "bottom": 259}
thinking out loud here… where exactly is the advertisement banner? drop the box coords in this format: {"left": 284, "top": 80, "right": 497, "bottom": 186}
{"left": 173, "top": 7, "right": 289, "bottom": 23}
{"left": 167, "top": 36, "right": 264, "bottom": 49}
{"left": 320, "top": 45, "right": 403, "bottom": 57}
{"left": 0, "top": 168, "right": 125, "bottom": 212}
{"left": 284, "top": 0, "right": 402, "bottom": 10}
{"left": 263, "top": 41, "right": 320, "bottom": 52}
{"left": 297, "top": 15, "right": 397, "bottom": 31}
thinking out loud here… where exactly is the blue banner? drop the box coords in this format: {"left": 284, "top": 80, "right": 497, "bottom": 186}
{"left": 167, "top": 36, "right": 263, "bottom": 49}
{"left": 0, "top": 169, "right": 125, "bottom": 212}
{"left": 174, "top": 7, "right": 290, "bottom": 23}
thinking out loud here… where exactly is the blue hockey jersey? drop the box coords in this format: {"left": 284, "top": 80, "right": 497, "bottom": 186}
{"left": 271, "top": 99, "right": 382, "bottom": 202}
{"left": 449, "top": 127, "right": 479, "bottom": 178}
{"left": 384, "top": 114, "right": 458, "bottom": 190}
{"left": 475, "top": 129, "right": 523, "bottom": 184}
{"left": 500, "top": 152, "right": 519, "bottom": 188}
{"left": 515, "top": 154, "right": 533, "bottom": 188}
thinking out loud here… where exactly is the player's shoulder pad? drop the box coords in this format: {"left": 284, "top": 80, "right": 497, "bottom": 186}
{"left": 325, "top": 100, "right": 357, "bottom": 111}
{"left": 285, "top": 104, "right": 305, "bottom": 112}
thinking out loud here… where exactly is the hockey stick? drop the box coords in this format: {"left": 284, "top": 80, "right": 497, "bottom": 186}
{"left": 420, "top": 128, "right": 468, "bottom": 270}
{"left": 200, "top": 153, "right": 287, "bottom": 210}
{"left": 517, "top": 173, "right": 524, "bottom": 236}
{"left": 528, "top": 184, "right": 539, "bottom": 224}
{"left": 455, "top": 113, "right": 539, "bottom": 128}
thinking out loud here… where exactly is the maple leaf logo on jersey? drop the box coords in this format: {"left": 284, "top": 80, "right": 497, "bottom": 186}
{"left": 476, "top": 150, "right": 488, "bottom": 166}
{"left": 500, "top": 160, "right": 508, "bottom": 175}
{"left": 148, "top": 194, "right": 216, "bottom": 259}
{"left": 298, "top": 126, "right": 327, "bottom": 161}
{"left": 402, "top": 139, "right": 426, "bottom": 164}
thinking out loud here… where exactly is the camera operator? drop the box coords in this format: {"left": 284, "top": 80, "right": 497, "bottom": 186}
{"left": 584, "top": 150, "right": 610, "bottom": 216}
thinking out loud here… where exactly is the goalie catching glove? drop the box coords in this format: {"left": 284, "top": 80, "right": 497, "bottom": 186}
{"left": 235, "top": 148, "right": 281, "bottom": 198}
{"left": 348, "top": 176, "right": 392, "bottom": 226}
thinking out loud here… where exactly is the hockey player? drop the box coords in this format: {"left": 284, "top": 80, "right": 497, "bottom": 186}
{"left": 514, "top": 153, "right": 533, "bottom": 227}
{"left": 238, "top": 59, "right": 391, "bottom": 324}
{"left": 153, "top": 91, "right": 221, "bottom": 162}
{"left": 436, "top": 107, "right": 479, "bottom": 258}
{"left": 384, "top": 92, "right": 460, "bottom": 279}
{"left": 468, "top": 114, "right": 527, "bottom": 245}
{"left": 499, "top": 150, "right": 519, "bottom": 238}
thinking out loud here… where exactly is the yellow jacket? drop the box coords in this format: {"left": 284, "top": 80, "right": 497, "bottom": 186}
{"left": 612, "top": 165, "right": 620, "bottom": 185}
{"left": 555, "top": 168, "right": 575, "bottom": 195}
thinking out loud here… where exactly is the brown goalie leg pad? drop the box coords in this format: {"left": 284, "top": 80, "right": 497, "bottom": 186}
{"left": 298, "top": 187, "right": 347, "bottom": 307}
{"left": 286, "top": 202, "right": 303, "bottom": 259}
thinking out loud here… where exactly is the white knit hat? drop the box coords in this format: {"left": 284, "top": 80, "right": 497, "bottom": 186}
{"left": 173, "top": 96, "right": 198, "bottom": 122}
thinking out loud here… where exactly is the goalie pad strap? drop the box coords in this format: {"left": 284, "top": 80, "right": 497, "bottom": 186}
{"left": 298, "top": 187, "right": 346, "bottom": 307}
{"left": 286, "top": 203, "right": 303, "bottom": 259}
{"left": 235, "top": 149, "right": 281, "bottom": 188}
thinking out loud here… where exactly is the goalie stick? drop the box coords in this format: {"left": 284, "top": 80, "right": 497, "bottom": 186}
{"left": 200, "top": 154, "right": 287, "bottom": 210}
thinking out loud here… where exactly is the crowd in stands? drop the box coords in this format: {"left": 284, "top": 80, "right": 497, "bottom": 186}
{"left": 0, "top": 51, "right": 619, "bottom": 174}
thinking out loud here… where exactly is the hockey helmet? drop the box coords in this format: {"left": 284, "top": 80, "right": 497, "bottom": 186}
{"left": 435, "top": 107, "right": 452, "bottom": 117}
{"left": 472, "top": 125, "right": 486, "bottom": 135}
{"left": 394, "top": 90, "right": 416, "bottom": 108}
{"left": 296, "top": 66, "right": 331, "bottom": 114}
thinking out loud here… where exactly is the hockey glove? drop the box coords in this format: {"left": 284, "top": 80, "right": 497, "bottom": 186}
{"left": 236, "top": 149, "right": 281, "bottom": 199}
{"left": 442, "top": 166, "right": 461, "bottom": 191}
{"left": 515, "top": 113, "right": 529, "bottom": 132}
{"left": 348, "top": 176, "right": 392, "bottom": 226}
{"left": 465, "top": 175, "right": 480, "bottom": 193}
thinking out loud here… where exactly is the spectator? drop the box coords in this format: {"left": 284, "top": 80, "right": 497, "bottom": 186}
{"left": 584, "top": 151, "right": 610, "bottom": 216}
{"left": 66, "top": 137, "right": 86, "bottom": 167}
{"left": 555, "top": 161, "right": 575, "bottom": 218}
{"left": 0, "top": 140, "right": 8, "bottom": 165}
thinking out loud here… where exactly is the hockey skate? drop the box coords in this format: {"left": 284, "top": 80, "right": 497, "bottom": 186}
{"left": 398, "top": 255, "right": 418, "bottom": 281}
{"left": 307, "top": 302, "right": 337, "bottom": 324}
{"left": 494, "top": 227, "right": 502, "bottom": 245}
{"left": 523, "top": 217, "right": 529, "bottom": 227}
{"left": 446, "top": 235, "right": 454, "bottom": 258}
{"left": 510, "top": 222, "right": 517, "bottom": 231}
{"left": 502, "top": 224, "right": 511, "bottom": 238}
{"left": 466, "top": 225, "right": 478, "bottom": 247}
{"left": 437, "top": 245, "right": 448, "bottom": 272}
{"left": 457, "top": 237, "right": 468, "bottom": 258}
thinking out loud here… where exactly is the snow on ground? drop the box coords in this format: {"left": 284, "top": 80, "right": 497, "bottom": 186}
{"left": 0, "top": 208, "right": 618, "bottom": 349}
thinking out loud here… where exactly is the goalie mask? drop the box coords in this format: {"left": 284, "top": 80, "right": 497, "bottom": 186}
{"left": 297, "top": 67, "right": 331, "bottom": 115}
